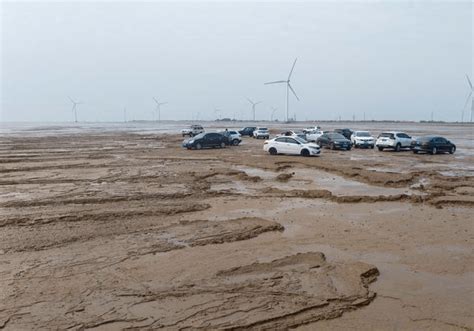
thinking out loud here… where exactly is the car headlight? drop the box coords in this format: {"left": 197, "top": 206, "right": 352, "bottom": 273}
{"left": 188, "top": 140, "right": 194, "bottom": 143}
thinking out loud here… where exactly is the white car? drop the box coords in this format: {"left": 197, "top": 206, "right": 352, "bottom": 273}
{"left": 253, "top": 127, "right": 270, "bottom": 139}
{"left": 376, "top": 131, "right": 413, "bottom": 152}
{"left": 263, "top": 136, "right": 321, "bottom": 156}
{"left": 219, "top": 130, "right": 242, "bottom": 146}
{"left": 351, "top": 131, "right": 375, "bottom": 148}
{"left": 302, "top": 126, "right": 322, "bottom": 134}
{"left": 181, "top": 125, "right": 204, "bottom": 137}
{"left": 306, "top": 129, "right": 329, "bottom": 142}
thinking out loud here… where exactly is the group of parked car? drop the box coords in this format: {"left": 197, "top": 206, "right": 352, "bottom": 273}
{"left": 181, "top": 124, "right": 456, "bottom": 156}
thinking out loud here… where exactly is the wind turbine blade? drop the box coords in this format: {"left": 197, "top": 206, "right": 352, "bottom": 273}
{"left": 159, "top": 102, "right": 168, "bottom": 106}
{"left": 467, "top": 75, "right": 473, "bottom": 90}
{"left": 462, "top": 91, "right": 472, "bottom": 110}
{"left": 288, "top": 83, "right": 300, "bottom": 101}
{"left": 68, "top": 96, "right": 74, "bottom": 103}
{"left": 288, "top": 58, "right": 297, "bottom": 80}
{"left": 247, "top": 98, "right": 254, "bottom": 104}
{"left": 153, "top": 97, "right": 159, "bottom": 104}
{"left": 256, "top": 101, "right": 262, "bottom": 105}
{"left": 264, "top": 80, "right": 287, "bottom": 85}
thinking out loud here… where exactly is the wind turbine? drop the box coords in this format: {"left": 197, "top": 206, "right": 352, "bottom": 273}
{"left": 462, "top": 75, "right": 473, "bottom": 122}
{"left": 264, "top": 58, "right": 300, "bottom": 122}
{"left": 270, "top": 107, "right": 278, "bottom": 121}
{"left": 214, "top": 108, "right": 222, "bottom": 120}
{"left": 68, "top": 96, "right": 82, "bottom": 123}
{"left": 153, "top": 97, "right": 167, "bottom": 122}
{"left": 247, "top": 98, "right": 262, "bottom": 121}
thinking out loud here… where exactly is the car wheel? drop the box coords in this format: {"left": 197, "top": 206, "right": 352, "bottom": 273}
{"left": 347, "top": 146, "right": 352, "bottom": 151}
{"left": 220, "top": 142, "right": 226, "bottom": 148}
{"left": 301, "top": 149, "right": 310, "bottom": 157}
{"left": 395, "top": 143, "right": 401, "bottom": 152}
{"left": 371, "top": 145, "right": 374, "bottom": 149}
{"left": 196, "top": 143, "right": 202, "bottom": 150}
{"left": 331, "top": 143, "right": 336, "bottom": 150}
{"left": 431, "top": 146, "right": 437, "bottom": 155}
{"left": 449, "top": 146, "right": 456, "bottom": 154}
{"left": 378, "top": 146, "right": 383, "bottom": 151}
{"left": 232, "top": 139, "right": 239, "bottom": 146}
{"left": 413, "top": 150, "right": 418, "bottom": 154}
{"left": 269, "top": 147, "right": 277, "bottom": 155}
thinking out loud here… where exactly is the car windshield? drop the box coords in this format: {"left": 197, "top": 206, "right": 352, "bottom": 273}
{"left": 379, "top": 133, "right": 394, "bottom": 138}
{"left": 193, "top": 133, "right": 205, "bottom": 139}
{"left": 418, "top": 136, "right": 435, "bottom": 142}
{"left": 328, "top": 133, "right": 345, "bottom": 139}
{"left": 293, "top": 136, "right": 307, "bottom": 144}
{"left": 356, "top": 132, "right": 370, "bottom": 137}
{"left": 259, "top": 128, "right": 268, "bottom": 131}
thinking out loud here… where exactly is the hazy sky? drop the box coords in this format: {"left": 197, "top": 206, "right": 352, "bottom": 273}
{"left": 1, "top": 1, "right": 472, "bottom": 122}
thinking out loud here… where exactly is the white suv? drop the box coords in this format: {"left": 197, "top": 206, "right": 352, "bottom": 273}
{"left": 376, "top": 131, "right": 413, "bottom": 152}
{"left": 181, "top": 125, "right": 204, "bottom": 137}
{"left": 351, "top": 131, "right": 375, "bottom": 148}
{"left": 253, "top": 127, "right": 270, "bottom": 139}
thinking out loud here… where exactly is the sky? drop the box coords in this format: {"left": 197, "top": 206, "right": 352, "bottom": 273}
{"left": 1, "top": 1, "right": 472, "bottom": 122}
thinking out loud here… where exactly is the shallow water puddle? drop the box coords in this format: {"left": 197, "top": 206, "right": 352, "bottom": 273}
{"left": 230, "top": 166, "right": 416, "bottom": 197}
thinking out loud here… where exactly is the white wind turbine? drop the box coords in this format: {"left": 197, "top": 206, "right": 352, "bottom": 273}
{"left": 153, "top": 97, "right": 167, "bottom": 122}
{"left": 247, "top": 98, "right": 262, "bottom": 121}
{"left": 68, "top": 96, "right": 83, "bottom": 123}
{"left": 214, "top": 108, "right": 222, "bottom": 120}
{"left": 462, "top": 75, "right": 473, "bottom": 122}
{"left": 265, "top": 58, "right": 300, "bottom": 122}
{"left": 270, "top": 106, "right": 278, "bottom": 121}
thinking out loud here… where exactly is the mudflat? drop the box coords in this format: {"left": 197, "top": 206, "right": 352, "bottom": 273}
{"left": 0, "top": 123, "right": 473, "bottom": 330}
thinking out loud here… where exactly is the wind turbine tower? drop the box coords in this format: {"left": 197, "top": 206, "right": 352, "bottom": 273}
{"left": 68, "top": 96, "right": 82, "bottom": 123}
{"left": 463, "top": 75, "right": 473, "bottom": 122}
{"left": 264, "top": 58, "right": 300, "bottom": 123}
{"left": 247, "top": 98, "right": 262, "bottom": 121}
{"left": 153, "top": 97, "right": 167, "bottom": 122}
{"left": 271, "top": 107, "right": 278, "bottom": 121}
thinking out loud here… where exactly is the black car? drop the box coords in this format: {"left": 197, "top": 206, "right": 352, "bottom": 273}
{"left": 334, "top": 128, "right": 354, "bottom": 140}
{"left": 316, "top": 133, "right": 352, "bottom": 150}
{"left": 182, "top": 132, "right": 227, "bottom": 149}
{"left": 239, "top": 127, "right": 257, "bottom": 137}
{"left": 411, "top": 136, "right": 456, "bottom": 154}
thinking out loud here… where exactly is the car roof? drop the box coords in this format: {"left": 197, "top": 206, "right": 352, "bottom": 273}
{"left": 381, "top": 131, "right": 405, "bottom": 134}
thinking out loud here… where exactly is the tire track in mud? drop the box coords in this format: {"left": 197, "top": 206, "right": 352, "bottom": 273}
{"left": 1, "top": 252, "right": 379, "bottom": 330}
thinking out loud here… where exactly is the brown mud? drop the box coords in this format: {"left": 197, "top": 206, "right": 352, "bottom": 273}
{"left": 0, "top": 128, "right": 473, "bottom": 330}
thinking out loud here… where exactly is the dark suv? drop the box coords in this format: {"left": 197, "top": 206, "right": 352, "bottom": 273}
{"left": 182, "top": 133, "right": 227, "bottom": 150}
{"left": 238, "top": 127, "right": 257, "bottom": 137}
{"left": 334, "top": 128, "right": 354, "bottom": 140}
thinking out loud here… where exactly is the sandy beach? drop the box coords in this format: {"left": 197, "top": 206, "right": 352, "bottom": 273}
{"left": 0, "top": 122, "right": 473, "bottom": 330}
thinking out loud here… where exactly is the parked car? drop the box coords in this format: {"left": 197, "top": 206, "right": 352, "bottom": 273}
{"left": 278, "top": 131, "right": 307, "bottom": 141}
{"left": 351, "top": 131, "right": 375, "bottom": 148}
{"left": 302, "top": 126, "right": 322, "bottom": 134}
{"left": 263, "top": 136, "right": 321, "bottom": 156}
{"left": 220, "top": 130, "right": 242, "bottom": 146}
{"left": 253, "top": 127, "right": 270, "bottom": 139}
{"left": 181, "top": 124, "right": 205, "bottom": 137}
{"left": 316, "top": 133, "right": 352, "bottom": 150}
{"left": 334, "top": 128, "right": 354, "bottom": 140}
{"left": 306, "top": 129, "right": 329, "bottom": 142}
{"left": 182, "top": 132, "right": 227, "bottom": 149}
{"left": 411, "top": 136, "right": 456, "bottom": 154}
{"left": 238, "top": 127, "right": 257, "bottom": 137}
{"left": 376, "top": 131, "right": 412, "bottom": 152}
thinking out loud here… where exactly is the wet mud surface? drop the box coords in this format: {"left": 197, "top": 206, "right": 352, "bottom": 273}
{"left": 0, "top": 124, "right": 473, "bottom": 330}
